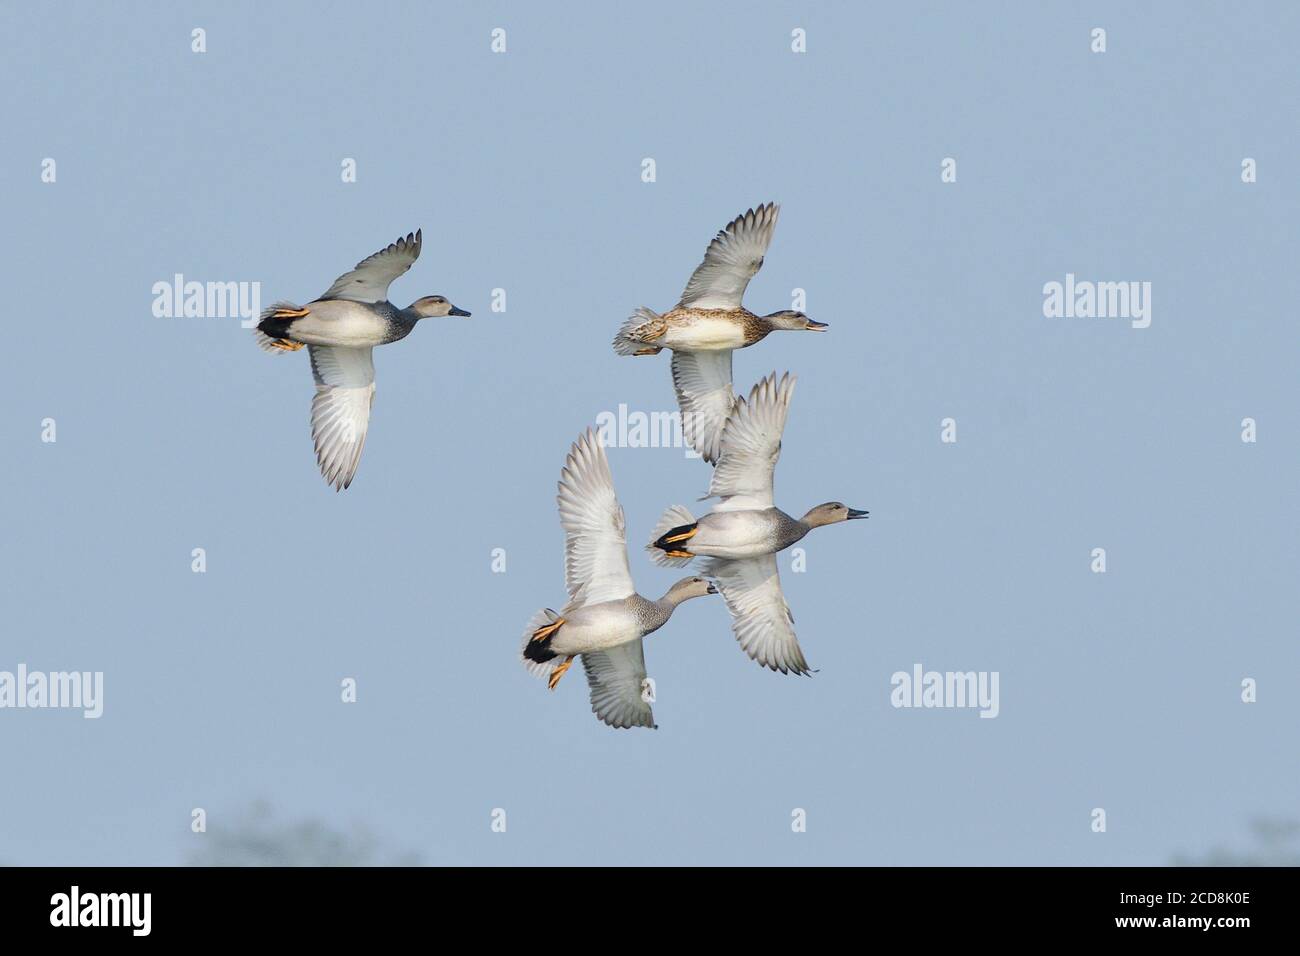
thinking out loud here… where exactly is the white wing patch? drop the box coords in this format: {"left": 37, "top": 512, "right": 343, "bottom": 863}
{"left": 320, "top": 230, "right": 422, "bottom": 303}
{"left": 307, "top": 345, "right": 376, "bottom": 491}
{"left": 678, "top": 203, "right": 780, "bottom": 310}
{"left": 704, "top": 554, "right": 811, "bottom": 676}
{"left": 581, "top": 641, "right": 656, "bottom": 729}
{"left": 707, "top": 372, "right": 795, "bottom": 512}
{"left": 671, "top": 350, "right": 735, "bottom": 465}
{"left": 557, "top": 428, "right": 635, "bottom": 606}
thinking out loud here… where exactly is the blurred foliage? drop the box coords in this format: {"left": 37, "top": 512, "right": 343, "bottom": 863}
{"left": 1172, "top": 817, "right": 1300, "bottom": 867}
{"left": 186, "top": 800, "right": 421, "bottom": 867}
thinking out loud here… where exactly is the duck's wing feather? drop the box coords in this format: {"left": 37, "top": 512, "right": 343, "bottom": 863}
{"left": 307, "top": 345, "right": 375, "bottom": 491}
{"left": 706, "top": 372, "right": 794, "bottom": 512}
{"left": 557, "top": 428, "right": 635, "bottom": 605}
{"left": 581, "top": 640, "right": 656, "bottom": 729}
{"left": 671, "top": 350, "right": 735, "bottom": 465}
{"left": 703, "top": 554, "right": 811, "bottom": 676}
{"left": 678, "top": 203, "right": 779, "bottom": 310}
{"left": 320, "top": 230, "right": 421, "bottom": 303}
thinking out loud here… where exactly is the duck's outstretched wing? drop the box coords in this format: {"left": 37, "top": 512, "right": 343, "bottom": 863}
{"left": 307, "top": 346, "right": 375, "bottom": 491}
{"left": 671, "top": 350, "right": 735, "bottom": 465}
{"left": 703, "top": 554, "right": 811, "bottom": 676}
{"left": 678, "top": 203, "right": 780, "bottom": 310}
{"left": 320, "top": 230, "right": 421, "bottom": 303}
{"left": 557, "top": 428, "right": 635, "bottom": 605}
{"left": 581, "top": 640, "right": 656, "bottom": 729}
{"left": 706, "top": 372, "right": 795, "bottom": 512}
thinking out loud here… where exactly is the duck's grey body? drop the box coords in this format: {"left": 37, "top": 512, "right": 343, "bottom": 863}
{"left": 253, "top": 230, "right": 469, "bottom": 490}
{"left": 686, "top": 507, "right": 809, "bottom": 560}
{"left": 280, "top": 299, "right": 419, "bottom": 349}
{"left": 520, "top": 429, "right": 715, "bottom": 729}
{"left": 648, "top": 374, "right": 867, "bottom": 676}
{"left": 547, "top": 593, "right": 683, "bottom": 657}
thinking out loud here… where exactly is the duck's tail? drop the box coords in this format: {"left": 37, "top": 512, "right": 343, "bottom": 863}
{"left": 612, "top": 307, "right": 666, "bottom": 356}
{"left": 520, "top": 607, "right": 570, "bottom": 688}
{"left": 253, "top": 301, "right": 310, "bottom": 353}
{"left": 647, "top": 504, "right": 698, "bottom": 567}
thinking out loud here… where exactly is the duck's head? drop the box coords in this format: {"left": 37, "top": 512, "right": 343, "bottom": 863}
{"left": 409, "top": 295, "right": 471, "bottom": 318}
{"left": 664, "top": 575, "right": 718, "bottom": 604}
{"left": 801, "top": 502, "right": 869, "bottom": 528}
{"left": 765, "top": 310, "right": 828, "bottom": 332}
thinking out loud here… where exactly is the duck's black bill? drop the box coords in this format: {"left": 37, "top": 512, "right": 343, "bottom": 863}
{"left": 706, "top": 583, "right": 718, "bottom": 594}
{"left": 847, "top": 508, "right": 869, "bottom": 519}
{"left": 806, "top": 319, "right": 829, "bottom": 331}
{"left": 450, "top": 307, "right": 471, "bottom": 317}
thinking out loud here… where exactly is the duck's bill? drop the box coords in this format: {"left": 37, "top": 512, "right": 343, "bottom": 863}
{"left": 806, "top": 319, "right": 829, "bottom": 331}
{"left": 706, "top": 582, "right": 718, "bottom": 594}
{"left": 847, "top": 508, "right": 869, "bottom": 519}
{"left": 449, "top": 306, "right": 471, "bottom": 317}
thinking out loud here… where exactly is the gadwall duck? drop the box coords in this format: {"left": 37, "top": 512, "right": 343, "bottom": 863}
{"left": 520, "top": 428, "right": 716, "bottom": 729}
{"left": 254, "top": 230, "right": 470, "bottom": 490}
{"left": 612, "top": 204, "right": 826, "bottom": 463}
{"left": 647, "top": 373, "right": 866, "bottom": 674}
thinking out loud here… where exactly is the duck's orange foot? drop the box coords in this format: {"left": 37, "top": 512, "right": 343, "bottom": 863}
{"left": 532, "top": 617, "right": 565, "bottom": 642}
{"left": 547, "top": 657, "right": 573, "bottom": 690}
{"left": 661, "top": 526, "right": 697, "bottom": 545}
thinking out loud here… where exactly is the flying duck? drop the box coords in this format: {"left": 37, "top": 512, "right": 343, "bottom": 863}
{"left": 647, "top": 373, "right": 866, "bottom": 674}
{"left": 612, "top": 204, "right": 826, "bottom": 463}
{"left": 521, "top": 428, "right": 716, "bottom": 729}
{"left": 254, "top": 230, "right": 469, "bottom": 490}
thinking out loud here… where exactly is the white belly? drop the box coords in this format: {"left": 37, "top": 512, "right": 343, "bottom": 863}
{"left": 665, "top": 316, "right": 747, "bottom": 351}
{"left": 550, "top": 602, "right": 641, "bottom": 655}
{"left": 690, "top": 510, "right": 779, "bottom": 559}
{"left": 290, "top": 301, "right": 392, "bottom": 348}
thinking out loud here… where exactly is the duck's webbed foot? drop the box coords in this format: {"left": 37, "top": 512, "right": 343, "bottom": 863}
{"left": 547, "top": 657, "right": 574, "bottom": 690}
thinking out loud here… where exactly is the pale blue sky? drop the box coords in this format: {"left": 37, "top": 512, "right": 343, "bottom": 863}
{"left": 2, "top": 2, "right": 1297, "bottom": 865}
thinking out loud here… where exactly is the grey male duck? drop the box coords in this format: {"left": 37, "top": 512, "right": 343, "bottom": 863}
{"left": 255, "top": 230, "right": 469, "bottom": 490}
{"left": 521, "top": 428, "right": 715, "bottom": 729}
{"left": 647, "top": 373, "right": 866, "bottom": 675}
{"left": 612, "top": 204, "right": 827, "bottom": 463}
